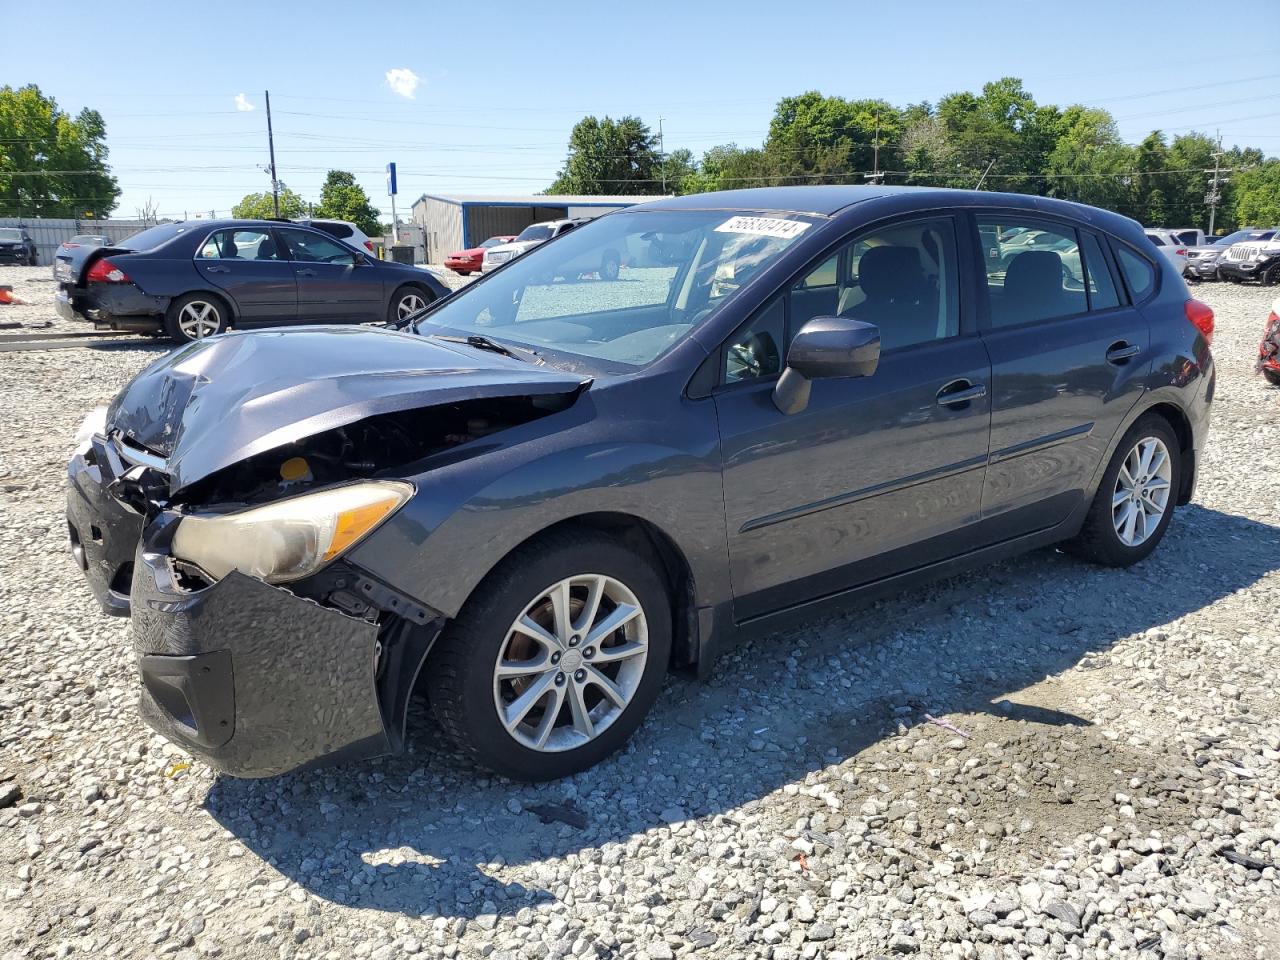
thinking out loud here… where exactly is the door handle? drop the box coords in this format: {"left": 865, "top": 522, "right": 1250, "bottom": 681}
{"left": 1106, "top": 341, "right": 1141, "bottom": 364}
{"left": 936, "top": 380, "right": 987, "bottom": 407}
{"left": 204, "top": 265, "right": 229, "bottom": 273}
{"left": 296, "top": 268, "right": 316, "bottom": 277}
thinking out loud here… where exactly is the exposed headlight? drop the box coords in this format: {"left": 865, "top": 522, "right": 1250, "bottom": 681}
{"left": 171, "top": 480, "right": 413, "bottom": 584}
{"left": 74, "top": 405, "right": 109, "bottom": 454}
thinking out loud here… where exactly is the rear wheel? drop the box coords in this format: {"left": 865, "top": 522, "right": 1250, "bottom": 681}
{"left": 1067, "top": 415, "right": 1180, "bottom": 567}
{"left": 388, "top": 284, "right": 432, "bottom": 324}
{"left": 427, "top": 529, "right": 671, "bottom": 780}
{"left": 164, "top": 293, "right": 228, "bottom": 343}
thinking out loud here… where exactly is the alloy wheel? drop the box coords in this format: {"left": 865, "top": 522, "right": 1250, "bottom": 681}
{"left": 1112, "top": 436, "right": 1172, "bottom": 547}
{"left": 493, "top": 574, "right": 649, "bottom": 752}
{"left": 396, "top": 292, "right": 426, "bottom": 320}
{"left": 177, "top": 300, "right": 221, "bottom": 339}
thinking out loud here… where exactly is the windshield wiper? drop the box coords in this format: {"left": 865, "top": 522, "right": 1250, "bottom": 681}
{"left": 430, "top": 334, "right": 538, "bottom": 362}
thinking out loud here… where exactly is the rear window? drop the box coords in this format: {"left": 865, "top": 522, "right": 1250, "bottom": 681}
{"left": 1144, "top": 232, "right": 1166, "bottom": 246}
{"left": 118, "top": 222, "right": 190, "bottom": 251}
{"left": 1116, "top": 245, "right": 1156, "bottom": 301}
{"left": 315, "top": 222, "right": 353, "bottom": 239}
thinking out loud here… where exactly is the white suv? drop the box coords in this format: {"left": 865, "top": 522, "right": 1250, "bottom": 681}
{"left": 481, "top": 218, "right": 586, "bottom": 273}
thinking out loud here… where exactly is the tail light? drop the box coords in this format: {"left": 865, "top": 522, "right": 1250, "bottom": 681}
{"left": 1175, "top": 248, "right": 1187, "bottom": 256}
{"left": 86, "top": 258, "right": 130, "bottom": 284}
{"left": 1185, "top": 298, "right": 1214, "bottom": 345}
{"left": 63, "top": 242, "right": 81, "bottom": 249}
{"left": 364, "top": 240, "right": 375, "bottom": 253}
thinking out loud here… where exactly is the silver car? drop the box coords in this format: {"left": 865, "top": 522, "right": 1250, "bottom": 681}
{"left": 1186, "top": 228, "right": 1277, "bottom": 282}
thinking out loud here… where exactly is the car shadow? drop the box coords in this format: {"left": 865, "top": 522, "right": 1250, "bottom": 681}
{"left": 203, "top": 503, "right": 1280, "bottom": 919}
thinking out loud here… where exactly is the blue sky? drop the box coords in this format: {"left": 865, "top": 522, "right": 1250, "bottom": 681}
{"left": 3, "top": 0, "right": 1278, "bottom": 219}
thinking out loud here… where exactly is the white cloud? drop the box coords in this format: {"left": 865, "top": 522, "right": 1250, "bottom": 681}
{"left": 385, "top": 68, "right": 420, "bottom": 100}
{"left": 234, "top": 93, "right": 255, "bottom": 112}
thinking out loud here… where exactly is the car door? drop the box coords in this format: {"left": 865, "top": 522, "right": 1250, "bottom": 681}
{"left": 276, "top": 227, "right": 382, "bottom": 323}
{"left": 714, "top": 215, "right": 993, "bottom": 621}
{"left": 193, "top": 227, "right": 297, "bottom": 324}
{"left": 974, "top": 215, "right": 1149, "bottom": 538}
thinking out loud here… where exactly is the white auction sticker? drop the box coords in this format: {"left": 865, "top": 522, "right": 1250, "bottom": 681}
{"left": 714, "top": 216, "right": 811, "bottom": 240}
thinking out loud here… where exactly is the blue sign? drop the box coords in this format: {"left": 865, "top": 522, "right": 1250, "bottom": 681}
{"left": 386, "top": 162, "right": 398, "bottom": 196}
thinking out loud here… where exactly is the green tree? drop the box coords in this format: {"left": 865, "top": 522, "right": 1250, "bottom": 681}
{"left": 231, "top": 184, "right": 307, "bottom": 220}
{"left": 0, "top": 84, "right": 120, "bottom": 217}
{"left": 315, "top": 169, "right": 381, "bottom": 236}
{"left": 549, "top": 116, "right": 661, "bottom": 194}
{"left": 1234, "top": 160, "right": 1280, "bottom": 226}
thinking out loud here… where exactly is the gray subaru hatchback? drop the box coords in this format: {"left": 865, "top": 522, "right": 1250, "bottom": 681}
{"left": 67, "top": 186, "right": 1214, "bottom": 780}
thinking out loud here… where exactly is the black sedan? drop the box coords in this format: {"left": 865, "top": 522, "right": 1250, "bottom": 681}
{"left": 66, "top": 186, "right": 1213, "bottom": 780}
{"left": 55, "top": 219, "right": 448, "bottom": 342}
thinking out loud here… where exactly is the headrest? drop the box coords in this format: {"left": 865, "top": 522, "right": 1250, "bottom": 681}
{"left": 859, "top": 245, "right": 925, "bottom": 301}
{"left": 1005, "top": 251, "right": 1064, "bottom": 299}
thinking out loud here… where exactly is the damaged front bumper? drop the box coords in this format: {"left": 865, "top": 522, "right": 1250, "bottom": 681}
{"left": 68, "top": 440, "right": 446, "bottom": 778}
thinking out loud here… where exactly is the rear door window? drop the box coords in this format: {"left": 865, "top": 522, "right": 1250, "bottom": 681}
{"left": 978, "top": 217, "right": 1086, "bottom": 327}
{"left": 197, "top": 228, "right": 279, "bottom": 260}
{"left": 1080, "top": 232, "right": 1121, "bottom": 310}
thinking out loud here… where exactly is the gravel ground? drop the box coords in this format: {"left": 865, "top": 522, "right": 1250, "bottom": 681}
{"left": 1, "top": 264, "right": 1278, "bottom": 960}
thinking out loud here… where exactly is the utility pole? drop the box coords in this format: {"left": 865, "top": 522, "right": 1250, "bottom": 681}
{"left": 658, "top": 117, "right": 666, "bottom": 194}
{"left": 1204, "top": 131, "right": 1232, "bottom": 236}
{"left": 265, "top": 90, "right": 280, "bottom": 218}
{"left": 863, "top": 115, "right": 883, "bottom": 185}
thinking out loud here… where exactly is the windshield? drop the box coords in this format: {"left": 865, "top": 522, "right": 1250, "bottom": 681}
{"left": 480, "top": 237, "right": 507, "bottom": 249}
{"left": 0, "top": 229, "right": 22, "bottom": 241}
{"left": 515, "top": 224, "right": 553, "bottom": 242}
{"left": 1216, "top": 229, "right": 1273, "bottom": 245}
{"left": 417, "top": 209, "right": 815, "bottom": 370}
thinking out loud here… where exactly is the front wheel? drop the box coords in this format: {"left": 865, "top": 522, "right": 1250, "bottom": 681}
{"left": 1261, "top": 263, "right": 1280, "bottom": 287}
{"left": 1263, "top": 367, "right": 1280, "bottom": 387}
{"left": 1067, "top": 415, "right": 1180, "bottom": 567}
{"left": 427, "top": 529, "right": 671, "bottom": 780}
{"left": 164, "top": 293, "right": 228, "bottom": 343}
{"left": 388, "top": 284, "right": 432, "bottom": 324}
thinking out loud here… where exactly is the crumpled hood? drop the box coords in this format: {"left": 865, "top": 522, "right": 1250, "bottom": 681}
{"left": 107, "top": 326, "right": 588, "bottom": 493}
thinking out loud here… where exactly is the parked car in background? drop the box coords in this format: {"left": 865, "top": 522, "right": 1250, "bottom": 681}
{"left": 1143, "top": 229, "right": 1189, "bottom": 274}
{"left": 481, "top": 218, "right": 587, "bottom": 273}
{"left": 0, "top": 227, "right": 38, "bottom": 266}
{"left": 1170, "top": 228, "right": 1206, "bottom": 247}
{"left": 65, "top": 186, "right": 1214, "bottom": 780}
{"left": 53, "top": 235, "right": 112, "bottom": 279}
{"left": 444, "top": 235, "right": 516, "bottom": 275}
{"left": 1218, "top": 231, "right": 1280, "bottom": 285}
{"left": 1258, "top": 294, "right": 1280, "bottom": 386}
{"left": 55, "top": 219, "right": 448, "bottom": 343}
{"left": 292, "top": 218, "right": 376, "bottom": 255}
{"left": 1184, "top": 228, "right": 1277, "bottom": 282}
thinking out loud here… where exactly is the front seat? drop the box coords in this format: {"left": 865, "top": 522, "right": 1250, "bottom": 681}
{"left": 1002, "top": 251, "right": 1069, "bottom": 324}
{"left": 222, "top": 237, "right": 240, "bottom": 260}
{"left": 840, "top": 245, "right": 935, "bottom": 349}
{"left": 256, "top": 236, "right": 278, "bottom": 261}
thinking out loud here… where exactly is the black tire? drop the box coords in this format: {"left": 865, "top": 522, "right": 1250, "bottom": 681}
{"left": 427, "top": 528, "right": 671, "bottom": 780}
{"left": 1263, "top": 368, "right": 1280, "bottom": 387}
{"left": 1262, "top": 263, "right": 1280, "bottom": 287}
{"left": 1066, "top": 414, "right": 1181, "bottom": 567}
{"left": 163, "top": 292, "right": 229, "bottom": 343}
{"left": 387, "top": 284, "right": 434, "bottom": 324}
{"left": 601, "top": 251, "right": 621, "bottom": 281}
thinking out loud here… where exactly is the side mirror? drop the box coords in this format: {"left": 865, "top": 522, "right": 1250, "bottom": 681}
{"left": 773, "top": 316, "right": 880, "bottom": 415}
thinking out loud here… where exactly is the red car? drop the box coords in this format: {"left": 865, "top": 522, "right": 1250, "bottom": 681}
{"left": 444, "top": 235, "right": 516, "bottom": 275}
{"left": 1258, "top": 293, "right": 1280, "bottom": 386}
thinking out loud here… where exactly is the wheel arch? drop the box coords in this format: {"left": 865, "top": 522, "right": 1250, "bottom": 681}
{"left": 477, "top": 511, "right": 699, "bottom": 672}
{"left": 1141, "top": 401, "right": 1196, "bottom": 505}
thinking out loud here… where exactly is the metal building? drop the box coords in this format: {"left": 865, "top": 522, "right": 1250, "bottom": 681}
{"left": 410, "top": 194, "right": 657, "bottom": 263}
{"left": 0, "top": 217, "right": 149, "bottom": 267}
